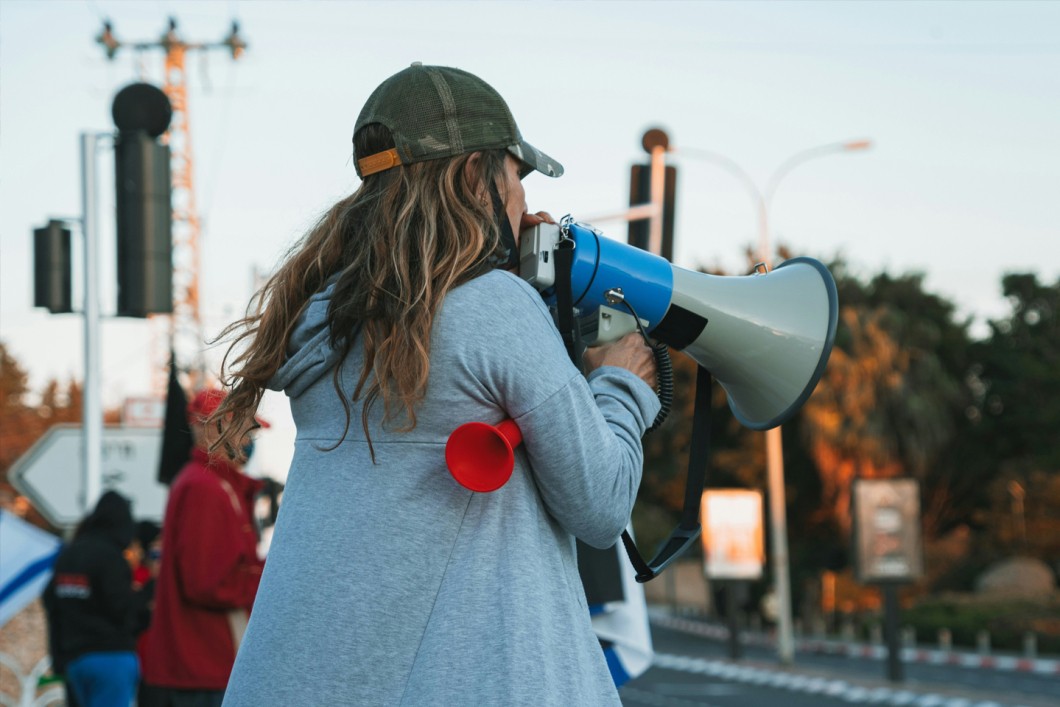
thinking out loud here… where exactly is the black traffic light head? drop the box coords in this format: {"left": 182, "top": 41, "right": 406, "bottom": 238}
{"left": 33, "top": 220, "right": 73, "bottom": 314}
{"left": 112, "top": 82, "right": 174, "bottom": 318}
{"left": 114, "top": 132, "right": 173, "bottom": 317}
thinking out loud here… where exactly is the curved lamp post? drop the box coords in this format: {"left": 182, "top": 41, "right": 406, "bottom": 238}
{"left": 670, "top": 138, "right": 872, "bottom": 665}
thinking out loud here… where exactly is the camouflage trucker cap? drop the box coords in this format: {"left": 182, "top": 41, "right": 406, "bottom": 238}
{"left": 354, "top": 63, "right": 563, "bottom": 180}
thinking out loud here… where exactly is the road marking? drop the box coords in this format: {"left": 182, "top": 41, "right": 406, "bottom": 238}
{"left": 651, "top": 653, "right": 1033, "bottom": 707}
{"left": 656, "top": 683, "right": 743, "bottom": 697}
{"left": 620, "top": 685, "right": 722, "bottom": 707}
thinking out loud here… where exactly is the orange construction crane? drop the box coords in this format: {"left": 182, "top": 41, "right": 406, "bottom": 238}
{"left": 97, "top": 18, "right": 246, "bottom": 393}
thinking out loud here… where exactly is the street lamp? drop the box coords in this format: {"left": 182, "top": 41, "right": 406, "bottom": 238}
{"left": 670, "top": 138, "right": 872, "bottom": 665}
{"left": 674, "top": 139, "right": 871, "bottom": 266}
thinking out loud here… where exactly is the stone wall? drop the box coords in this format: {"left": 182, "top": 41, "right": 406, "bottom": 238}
{"left": 0, "top": 599, "right": 53, "bottom": 704}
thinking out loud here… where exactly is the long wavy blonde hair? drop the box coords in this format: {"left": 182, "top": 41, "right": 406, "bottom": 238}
{"left": 212, "top": 124, "right": 510, "bottom": 457}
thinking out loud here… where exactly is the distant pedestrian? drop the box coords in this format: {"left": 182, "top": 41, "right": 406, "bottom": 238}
{"left": 129, "top": 520, "right": 161, "bottom": 592}
{"left": 139, "top": 388, "right": 266, "bottom": 707}
{"left": 130, "top": 520, "right": 161, "bottom": 706}
{"left": 43, "top": 490, "right": 146, "bottom": 707}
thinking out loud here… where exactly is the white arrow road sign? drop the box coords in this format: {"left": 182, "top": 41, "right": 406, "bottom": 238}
{"left": 9, "top": 424, "right": 168, "bottom": 528}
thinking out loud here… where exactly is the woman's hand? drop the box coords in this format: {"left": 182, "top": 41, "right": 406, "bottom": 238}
{"left": 583, "top": 333, "right": 657, "bottom": 389}
{"left": 520, "top": 211, "right": 556, "bottom": 229}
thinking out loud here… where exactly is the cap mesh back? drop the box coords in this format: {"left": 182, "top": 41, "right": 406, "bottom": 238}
{"left": 356, "top": 65, "right": 517, "bottom": 163}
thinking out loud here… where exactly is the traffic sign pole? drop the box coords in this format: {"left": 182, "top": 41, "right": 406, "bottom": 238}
{"left": 81, "top": 132, "right": 105, "bottom": 514}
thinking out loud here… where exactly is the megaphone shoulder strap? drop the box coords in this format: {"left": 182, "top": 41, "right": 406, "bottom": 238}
{"left": 553, "top": 238, "right": 579, "bottom": 365}
{"left": 551, "top": 237, "right": 709, "bottom": 583}
{"left": 622, "top": 367, "right": 710, "bottom": 583}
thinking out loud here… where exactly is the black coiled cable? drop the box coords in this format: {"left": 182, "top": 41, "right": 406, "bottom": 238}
{"left": 650, "top": 343, "right": 673, "bottom": 431}
{"left": 604, "top": 290, "right": 673, "bottom": 432}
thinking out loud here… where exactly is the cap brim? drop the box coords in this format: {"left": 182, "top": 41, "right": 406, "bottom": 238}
{"left": 508, "top": 141, "right": 563, "bottom": 178}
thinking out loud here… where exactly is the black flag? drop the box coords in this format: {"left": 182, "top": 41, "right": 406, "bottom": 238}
{"left": 157, "top": 352, "right": 193, "bottom": 484}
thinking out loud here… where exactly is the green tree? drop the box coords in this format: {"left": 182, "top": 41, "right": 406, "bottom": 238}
{"left": 634, "top": 259, "right": 991, "bottom": 599}
{"left": 968, "top": 273, "right": 1060, "bottom": 469}
{"left": 963, "top": 273, "right": 1060, "bottom": 564}
{"left": 800, "top": 267, "right": 976, "bottom": 539}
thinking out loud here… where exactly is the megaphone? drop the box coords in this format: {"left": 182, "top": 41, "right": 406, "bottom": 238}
{"left": 445, "top": 419, "right": 522, "bottom": 493}
{"left": 519, "top": 219, "right": 838, "bottom": 430}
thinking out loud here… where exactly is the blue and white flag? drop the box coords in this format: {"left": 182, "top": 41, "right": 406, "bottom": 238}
{"left": 0, "top": 510, "right": 61, "bottom": 627}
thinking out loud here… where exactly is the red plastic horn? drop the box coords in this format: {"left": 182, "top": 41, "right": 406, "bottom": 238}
{"left": 445, "top": 418, "right": 523, "bottom": 492}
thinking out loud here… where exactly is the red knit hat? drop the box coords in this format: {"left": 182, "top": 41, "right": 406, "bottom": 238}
{"left": 186, "top": 388, "right": 270, "bottom": 428}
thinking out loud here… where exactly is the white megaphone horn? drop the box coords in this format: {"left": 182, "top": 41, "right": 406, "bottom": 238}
{"left": 519, "top": 219, "right": 839, "bottom": 430}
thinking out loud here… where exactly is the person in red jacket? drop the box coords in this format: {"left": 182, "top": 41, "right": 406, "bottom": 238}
{"left": 139, "top": 388, "right": 266, "bottom": 707}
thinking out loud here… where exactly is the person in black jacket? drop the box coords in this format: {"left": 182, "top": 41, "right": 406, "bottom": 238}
{"left": 43, "top": 490, "right": 146, "bottom": 707}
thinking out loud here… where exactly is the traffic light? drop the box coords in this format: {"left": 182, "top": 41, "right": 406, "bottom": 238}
{"left": 33, "top": 220, "right": 73, "bottom": 314}
{"left": 627, "top": 163, "right": 678, "bottom": 261}
{"left": 112, "top": 82, "right": 173, "bottom": 317}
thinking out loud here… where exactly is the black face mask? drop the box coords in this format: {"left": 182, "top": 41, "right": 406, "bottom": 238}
{"left": 487, "top": 183, "right": 520, "bottom": 271}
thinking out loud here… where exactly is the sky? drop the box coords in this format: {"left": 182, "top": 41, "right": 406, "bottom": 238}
{"left": 2, "top": 0, "right": 1059, "bottom": 479}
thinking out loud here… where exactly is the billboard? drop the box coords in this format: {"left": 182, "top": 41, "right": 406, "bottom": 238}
{"left": 700, "top": 490, "right": 765, "bottom": 580}
{"left": 852, "top": 478, "right": 923, "bottom": 583}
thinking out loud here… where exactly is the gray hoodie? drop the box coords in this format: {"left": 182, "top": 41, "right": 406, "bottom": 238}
{"left": 223, "top": 269, "right": 659, "bottom": 706}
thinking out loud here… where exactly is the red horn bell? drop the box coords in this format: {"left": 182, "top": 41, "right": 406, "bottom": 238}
{"left": 445, "top": 418, "right": 523, "bottom": 492}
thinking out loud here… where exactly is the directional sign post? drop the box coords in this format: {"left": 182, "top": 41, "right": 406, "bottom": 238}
{"left": 9, "top": 424, "right": 168, "bottom": 528}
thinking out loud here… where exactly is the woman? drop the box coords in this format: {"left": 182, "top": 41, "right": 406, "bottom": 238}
{"left": 43, "top": 491, "right": 146, "bottom": 707}
{"left": 218, "top": 64, "right": 658, "bottom": 706}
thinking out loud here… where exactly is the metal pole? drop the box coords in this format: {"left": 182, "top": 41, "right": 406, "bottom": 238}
{"left": 80, "top": 133, "right": 103, "bottom": 513}
{"left": 765, "top": 426, "right": 795, "bottom": 663}
{"left": 883, "top": 584, "right": 904, "bottom": 682}
{"left": 758, "top": 199, "right": 796, "bottom": 665}
{"left": 581, "top": 203, "right": 660, "bottom": 225}
{"left": 725, "top": 582, "right": 743, "bottom": 660}
{"left": 648, "top": 144, "right": 666, "bottom": 256}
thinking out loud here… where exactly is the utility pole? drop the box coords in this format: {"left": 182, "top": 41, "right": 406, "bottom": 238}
{"left": 97, "top": 18, "right": 247, "bottom": 391}
{"left": 626, "top": 129, "right": 677, "bottom": 261}
{"left": 645, "top": 129, "right": 668, "bottom": 257}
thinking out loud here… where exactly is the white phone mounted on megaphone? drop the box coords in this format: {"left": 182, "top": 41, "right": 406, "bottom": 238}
{"left": 518, "top": 220, "right": 560, "bottom": 290}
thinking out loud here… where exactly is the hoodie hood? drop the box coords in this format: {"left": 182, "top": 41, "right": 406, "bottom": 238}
{"left": 267, "top": 276, "right": 351, "bottom": 397}
{"left": 76, "top": 490, "right": 135, "bottom": 549}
